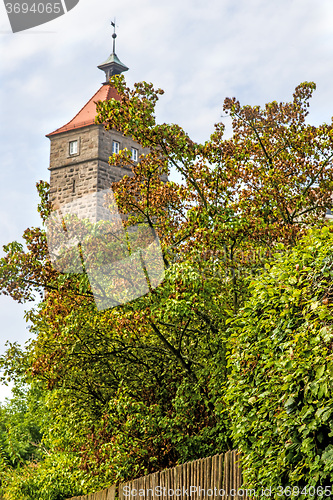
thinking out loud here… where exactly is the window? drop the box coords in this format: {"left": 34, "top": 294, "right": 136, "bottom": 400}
{"left": 112, "top": 141, "right": 120, "bottom": 154}
{"left": 131, "top": 147, "right": 138, "bottom": 162}
{"left": 69, "top": 140, "right": 78, "bottom": 155}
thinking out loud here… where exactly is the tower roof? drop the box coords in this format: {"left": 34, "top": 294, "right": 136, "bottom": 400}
{"left": 47, "top": 22, "right": 128, "bottom": 138}
{"left": 46, "top": 84, "right": 120, "bottom": 137}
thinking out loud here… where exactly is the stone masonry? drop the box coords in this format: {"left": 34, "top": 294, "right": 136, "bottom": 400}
{"left": 48, "top": 123, "right": 146, "bottom": 212}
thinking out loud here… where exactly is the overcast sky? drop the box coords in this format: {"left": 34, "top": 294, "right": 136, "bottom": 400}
{"left": 1, "top": 0, "right": 333, "bottom": 401}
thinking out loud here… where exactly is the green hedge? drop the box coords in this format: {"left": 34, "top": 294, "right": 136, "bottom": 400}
{"left": 225, "top": 226, "right": 333, "bottom": 496}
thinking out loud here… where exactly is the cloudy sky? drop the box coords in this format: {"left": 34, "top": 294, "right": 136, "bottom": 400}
{"left": 0, "top": 0, "right": 333, "bottom": 401}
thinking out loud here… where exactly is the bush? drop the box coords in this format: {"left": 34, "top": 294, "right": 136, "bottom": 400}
{"left": 1, "top": 453, "right": 88, "bottom": 500}
{"left": 225, "top": 225, "right": 333, "bottom": 494}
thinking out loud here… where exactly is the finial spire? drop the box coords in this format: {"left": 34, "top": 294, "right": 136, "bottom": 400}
{"left": 111, "top": 19, "right": 117, "bottom": 53}
{"left": 98, "top": 20, "right": 129, "bottom": 84}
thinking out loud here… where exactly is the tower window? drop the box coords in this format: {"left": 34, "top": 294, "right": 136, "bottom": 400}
{"left": 112, "top": 141, "right": 120, "bottom": 154}
{"left": 131, "top": 147, "right": 138, "bottom": 162}
{"left": 69, "top": 140, "right": 78, "bottom": 155}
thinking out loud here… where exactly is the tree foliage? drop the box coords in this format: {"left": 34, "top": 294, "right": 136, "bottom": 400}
{"left": 0, "top": 79, "right": 333, "bottom": 497}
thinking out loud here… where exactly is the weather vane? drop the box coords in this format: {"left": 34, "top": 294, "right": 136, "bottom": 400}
{"left": 111, "top": 18, "right": 117, "bottom": 54}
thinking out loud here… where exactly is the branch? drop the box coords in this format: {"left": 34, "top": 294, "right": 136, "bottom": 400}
{"left": 148, "top": 318, "right": 198, "bottom": 382}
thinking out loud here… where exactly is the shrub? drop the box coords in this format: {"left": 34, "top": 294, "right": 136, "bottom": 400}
{"left": 225, "top": 226, "right": 333, "bottom": 494}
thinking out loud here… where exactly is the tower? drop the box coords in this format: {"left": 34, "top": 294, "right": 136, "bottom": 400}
{"left": 46, "top": 24, "right": 145, "bottom": 212}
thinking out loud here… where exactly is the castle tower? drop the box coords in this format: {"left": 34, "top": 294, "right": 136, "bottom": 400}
{"left": 46, "top": 24, "right": 144, "bottom": 212}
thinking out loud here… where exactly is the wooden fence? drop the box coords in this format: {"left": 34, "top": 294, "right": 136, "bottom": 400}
{"left": 68, "top": 450, "right": 251, "bottom": 500}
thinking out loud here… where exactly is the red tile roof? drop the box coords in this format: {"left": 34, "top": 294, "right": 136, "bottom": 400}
{"left": 46, "top": 85, "right": 120, "bottom": 137}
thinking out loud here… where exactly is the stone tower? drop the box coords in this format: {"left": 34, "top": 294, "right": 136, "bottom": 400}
{"left": 46, "top": 26, "right": 145, "bottom": 212}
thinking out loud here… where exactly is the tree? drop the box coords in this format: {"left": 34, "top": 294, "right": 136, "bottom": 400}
{"left": 0, "top": 78, "right": 332, "bottom": 496}
{"left": 96, "top": 79, "right": 333, "bottom": 309}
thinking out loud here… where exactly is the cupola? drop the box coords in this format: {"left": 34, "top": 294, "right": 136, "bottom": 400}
{"left": 97, "top": 21, "right": 129, "bottom": 84}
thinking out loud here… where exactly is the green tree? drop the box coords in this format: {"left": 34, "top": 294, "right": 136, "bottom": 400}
{"left": 0, "top": 379, "right": 43, "bottom": 469}
{"left": 96, "top": 78, "right": 333, "bottom": 309}
{"left": 0, "top": 79, "right": 332, "bottom": 497}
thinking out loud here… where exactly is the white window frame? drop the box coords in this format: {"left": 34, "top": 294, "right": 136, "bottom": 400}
{"left": 131, "top": 147, "right": 138, "bottom": 162}
{"left": 112, "top": 140, "right": 120, "bottom": 154}
{"left": 69, "top": 140, "right": 78, "bottom": 156}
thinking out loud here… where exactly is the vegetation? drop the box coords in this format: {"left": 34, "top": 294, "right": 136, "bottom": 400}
{"left": 226, "top": 226, "right": 333, "bottom": 491}
{"left": 0, "top": 78, "right": 333, "bottom": 498}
